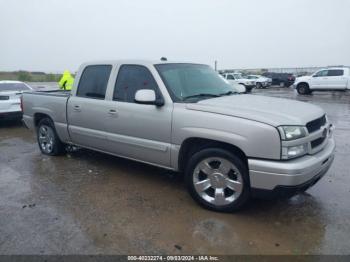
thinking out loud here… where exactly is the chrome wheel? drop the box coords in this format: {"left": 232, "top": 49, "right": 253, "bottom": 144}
{"left": 193, "top": 157, "right": 243, "bottom": 206}
{"left": 38, "top": 125, "right": 55, "bottom": 154}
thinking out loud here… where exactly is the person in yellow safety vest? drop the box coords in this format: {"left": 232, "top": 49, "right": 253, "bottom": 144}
{"left": 58, "top": 70, "right": 74, "bottom": 91}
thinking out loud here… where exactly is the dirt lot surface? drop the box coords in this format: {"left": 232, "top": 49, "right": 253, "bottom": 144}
{"left": 1, "top": 87, "right": 349, "bottom": 255}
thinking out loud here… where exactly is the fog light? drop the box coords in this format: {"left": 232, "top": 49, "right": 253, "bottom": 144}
{"left": 282, "top": 144, "right": 308, "bottom": 159}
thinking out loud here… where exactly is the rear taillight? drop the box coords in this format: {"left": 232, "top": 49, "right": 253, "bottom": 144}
{"left": 20, "top": 96, "right": 23, "bottom": 112}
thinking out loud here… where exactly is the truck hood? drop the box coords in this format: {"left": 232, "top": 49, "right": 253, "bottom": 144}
{"left": 296, "top": 75, "right": 312, "bottom": 82}
{"left": 236, "top": 79, "right": 253, "bottom": 84}
{"left": 186, "top": 95, "right": 324, "bottom": 127}
{"left": 258, "top": 77, "right": 271, "bottom": 81}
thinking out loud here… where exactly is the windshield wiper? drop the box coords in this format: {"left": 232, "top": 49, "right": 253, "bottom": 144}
{"left": 182, "top": 93, "right": 220, "bottom": 101}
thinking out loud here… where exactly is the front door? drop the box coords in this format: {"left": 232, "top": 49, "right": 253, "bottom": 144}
{"left": 104, "top": 65, "right": 172, "bottom": 167}
{"left": 310, "top": 69, "right": 328, "bottom": 89}
{"left": 226, "top": 74, "right": 238, "bottom": 85}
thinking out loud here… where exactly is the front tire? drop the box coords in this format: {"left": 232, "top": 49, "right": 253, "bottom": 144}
{"left": 185, "top": 148, "right": 250, "bottom": 212}
{"left": 245, "top": 86, "right": 253, "bottom": 93}
{"left": 297, "top": 83, "right": 311, "bottom": 95}
{"left": 256, "top": 82, "right": 262, "bottom": 89}
{"left": 37, "top": 118, "right": 65, "bottom": 156}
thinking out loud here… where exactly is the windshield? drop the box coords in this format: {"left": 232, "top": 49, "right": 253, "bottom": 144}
{"left": 155, "top": 63, "right": 236, "bottom": 102}
{"left": 0, "top": 83, "right": 31, "bottom": 92}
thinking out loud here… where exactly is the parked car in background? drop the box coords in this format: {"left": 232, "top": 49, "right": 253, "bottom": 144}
{"left": 246, "top": 75, "right": 272, "bottom": 89}
{"left": 262, "top": 72, "right": 295, "bottom": 87}
{"left": 294, "top": 67, "right": 350, "bottom": 95}
{"left": 221, "top": 73, "right": 255, "bottom": 92}
{"left": 23, "top": 60, "right": 335, "bottom": 212}
{"left": 0, "top": 81, "right": 33, "bottom": 121}
{"left": 219, "top": 74, "right": 246, "bottom": 93}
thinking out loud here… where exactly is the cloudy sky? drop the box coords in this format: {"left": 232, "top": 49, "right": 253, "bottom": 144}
{"left": 0, "top": 0, "right": 349, "bottom": 72}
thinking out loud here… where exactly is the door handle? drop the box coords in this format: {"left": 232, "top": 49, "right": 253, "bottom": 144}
{"left": 73, "top": 105, "right": 81, "bottom": 112}
{"left": 108, "top": 109, "right": 118, "bottom": 116}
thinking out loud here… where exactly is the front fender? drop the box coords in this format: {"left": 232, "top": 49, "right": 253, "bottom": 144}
{"left": 172, "top": 105, "right": 282, "bottom": 166}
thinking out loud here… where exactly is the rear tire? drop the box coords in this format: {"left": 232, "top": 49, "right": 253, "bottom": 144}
{"left": 297, "top": 83, "right": 311, "bottom": 95}
{"left": 185, "top": 148, "right": 250, "bottom": 212}
{"left": 37, "top": 118, "right": 65, "bottom": 156}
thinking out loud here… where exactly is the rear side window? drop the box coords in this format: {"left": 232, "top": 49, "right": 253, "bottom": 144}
{"left": 77, "top": 65, "right": 112, "bottom": 99}
{"left": 113, "top": 65, "right": 159, "bottom": 103}
{"left": 327, "top": 69, "right": 344, "bottom": 76}
{"left": 226, "top": 75, "right": 234, "bottom": 80}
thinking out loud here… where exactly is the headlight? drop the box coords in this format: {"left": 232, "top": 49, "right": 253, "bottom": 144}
{"left": 281, "top": 144, "right": 308, "bottom": 159}
{"left": 278, "top": 126, "right": 306, "bottom": 141}
{"left": 278, "top": 126, "right": 308, "bottom": 159}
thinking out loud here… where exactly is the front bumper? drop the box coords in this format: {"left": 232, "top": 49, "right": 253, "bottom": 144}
{"left": 260, "top": 81, "right": 270, "bottom": 87}
{"left": 0, "top": 111, "right": 23, "bottom": 120}
{"left": 248, "top": 138, "right": 335, "bottom": 196}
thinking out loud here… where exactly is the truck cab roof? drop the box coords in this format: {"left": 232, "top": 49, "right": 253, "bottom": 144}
{"left": 80, "top": 59, "right": 201, "bottom": 67}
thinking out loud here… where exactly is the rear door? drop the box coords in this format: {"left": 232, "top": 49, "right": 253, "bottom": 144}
{"left": 326, "top": 69, "right": 347, "bottom": 89}
{"left": 67, "top": 64, "right": 112, "bottom": 150}
{"left": 103, "top": 64, "right": 172, "bottom": 167}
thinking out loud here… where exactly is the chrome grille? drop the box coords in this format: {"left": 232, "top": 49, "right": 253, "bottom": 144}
{"left": 306, "top": 115, "right": 326, "bottom": 133}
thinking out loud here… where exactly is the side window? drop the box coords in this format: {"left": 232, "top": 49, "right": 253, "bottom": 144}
{"left": 226, "top": 75, "right": 234, "bottom": 80}
{"left": 77, "top": 65, "right": 112, "bottom": 99}
{"left": 113, "top": 65, "right": 159, "bottom": 102}
{"left": 314, "top": 70, "right": 328, "bottom": 77}
{"left": 327, "top": 70, "right": 344, "bottom": 77}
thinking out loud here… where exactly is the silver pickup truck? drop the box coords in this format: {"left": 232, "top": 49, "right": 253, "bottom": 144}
{"left": 22, "top": 60, "right": 335, "bottom": 212}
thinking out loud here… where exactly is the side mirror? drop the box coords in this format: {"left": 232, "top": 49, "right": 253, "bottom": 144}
{"left": 134, "top": 89, "right": 164, "bottom": 106}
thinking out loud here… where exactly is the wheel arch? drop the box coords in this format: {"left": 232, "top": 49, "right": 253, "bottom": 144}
{"left": 297, "top": 82, "right": 309, "bottom": 88}
{"left": 178, "top": 137, "right": 248, "bottom": 173}
{"left": 34, "top": 112, "right": 54, "bottom": 128}
{"left": 33, "top": 112, "right": 68, "bottom": 143}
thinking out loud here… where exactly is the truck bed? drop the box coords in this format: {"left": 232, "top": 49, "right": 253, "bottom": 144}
{"left": 22, "top": 90, "right": 71, "bottom": 142}
{"left": 25, "top": 90, "right": 71, "bottom": 97}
